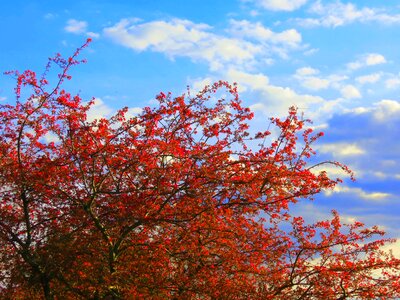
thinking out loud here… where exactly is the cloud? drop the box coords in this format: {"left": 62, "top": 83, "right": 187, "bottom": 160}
{"left": 322, "top": 100, "right": 400, "bottom": 186}
{"left": 371, "top": 99, "right": 400, "bottom": 122}
{"left": 299, "top": 1, "right": 400, "bottom": 27}
{"left": 244, "top": 0, "right": 308, "bottom": 11}
{"left": 294, "top": 67, "right": 351, "bottom": 92}
{"left": 44, "top": 13, "right": 56, "bottom": 20}
{"left": 104, "top": 18, "right": 303, "bottom": 71}
{"left": 340, "top": 84, "right": 361, "bottom": 99}
{"left": 228, "top": 20, "right": 302, "bottom": 47}
{"left": 296, "top": 67, "right": 319, "bottom": 76}
{"left": 86, "top": 98, "right": 113, "bottom": 122}
{"left": 347, "top": 54, "right": 386, "bottom": 70}
{"left": 385, "top": 77, "right": 400, "bottom": 89}
{"left": 356, "top": 73, "right": 381, "bottom": 84}
{"left": 224, "top": 69, "right": 325, "bottom": 118}
{"left": 64, "top": 19, "right": 99, "bottom": 38}
{"left": 318, "top": 142, "right": 365, "bottom": 157}
{"left": 325, "top": 185, "right": 390, "bottom": 202}
{"left": 350, "top": 99, "right": 400, "bottom": 122}
{"left": 65, "top": 19, "right": 88, "bottom": 34}
{"left": 294, "top": 67, "right": 330, "bottom": 91}
{"left": 87, "top": 32, "right": 100, "bottom": 38}
{"left": 226, "top": 69, "right": 270, "bottom": 92}
{"left": 301, "top": 77, "right": 330, "bottom": 91}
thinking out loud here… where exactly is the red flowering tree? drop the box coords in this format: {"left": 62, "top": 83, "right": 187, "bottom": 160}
{"left": 1, "top": 41, "right": 400, "bottom": 299}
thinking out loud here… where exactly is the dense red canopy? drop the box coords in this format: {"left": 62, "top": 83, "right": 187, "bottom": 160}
{"left": 1, "top": 41, "right": 399, "bottom": 299}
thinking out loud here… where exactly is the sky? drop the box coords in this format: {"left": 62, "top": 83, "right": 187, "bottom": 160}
{"left": 1, "top": 0, "right": 400, "bottom": 252}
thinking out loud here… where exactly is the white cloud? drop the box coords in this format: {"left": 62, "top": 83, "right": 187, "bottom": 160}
{"left": 301, "top": 77, "right": 330, "bottom": 91}
{"left": 65, "top": 19, "right": 88, "bottom": 34}
{"left": 245, "top": 0, "right": 308, "bottom": 11}
{"left": 325, "top": 185, "right": 390, "bottom": 201}
{"left": 299, "top": 1, "right": 400, "bottom": 27}
{"left": 365, "top": 54, "right": 386, "bottom": 66}
{"left": 318, "top": 142, "right": 365, "bottom": 157}
{"left": 347, "top": 54, "right": 386, "bottom": 70}
{"left": 372, "top": 99, "right": 400, "bottom": 122}
{"left": 229, "top": 20, "right": 302, "bottom": 47}
{"left": 226, "top": 69, "right": 269, "bottom": 92}
{"left": 224, "top": 69, "right": 324, "bottom": 117}
{"left": 294, "top": 67, "right": 329, "bottom": 90}
{"left": 385, "top": 77, "right": 400, "bottom": 89}
{"left": 294, "top": 68, "right": 350, "bottom": 91}
{"left": 340, "top": 84, "right": 361, "bottom": 99}
{"left": 86, "top": 98, "right": 113, "bottom": 122}
{"left": 356, "top": 73, "right": 381, "bottom": 84}
{"left": 87, "top": 32, "right": 100, "bottom": 38}
{"left": 348, "top": 99, "right": 400, "bottom": 122}
{"left": 381, "top": 239, "right": 400, "bottom": 258}
{"left": 43, "top": 132, "right": 60, "bottom": 144}
{"left": 104, "top": 18, "right": 303, "bottom": 71}
{"left": 190, "top": 77, "right": 214, "bottom": 93}
{"left": 296, "top": 67, "right": 319, "bottom": 76}
{"left": 310, "top": 163, "right": 358, "bottom": 179}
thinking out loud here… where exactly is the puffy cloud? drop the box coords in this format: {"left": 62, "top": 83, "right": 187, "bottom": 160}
{"left": 301, "top": 77, "right": 330, "bottom": 91}
{"left": 340, "top": 84, "right": 361, "bottom": 99}
{"left": 351, "top": 99, "right": 400, "bottom": 122}
{"left": 299, "top": 1, "right": 400, "bottom": 27}
{"left": 64, "top": 19, "right": 99, "bottom": 38}
{"left": 87, "top": 32, "right": 100, "bottom": 38}
{"left": 325, "top": 185, "right": 390, "bottom": 202}
{"left": 347, "top": 53, "right": 386, "bottom": 70}
{"left": 226, "top": 69, "right": 270, "bottom": 92}
{"left": 223, "top": 69, "right": 325, "bottom": 117}
{"left": 294, "top": 68, "right": 330, "bottom": 91}
{"left": 86, "top": 98, "right": 113, "bottom": 122}
{"left": 356, "top": 73, "right": 381, "bottom": 84}
{"left": 65, "top": 19, "right": 88, "bottom": 34}
{"left": 372, "top": 99, "right": 400, "bottom": 122}
{"left": 318, "top": 142, "right": 365, "bottom": 157}
{"left": 296, "top": 67, "right": 319, "bottom": 76}
{"left": 104, "top": 19, "right": 259, "bottom": 71}
{"left": 365, "top": 54, "right": 387, "bottom": 66}
{"left": 294, "top": 67, "right": 351, "bottom": 92}
{"left": 385, "top": 77, "right": 400, "bottom": 89}
{"left": 229, "top": 20, "right": 302, "bottom": 47}
{"left": 104, "top": 18, "right": 303, "bottom": 71}
{"left": 244, "top": 0, "right": 308, "bottom": 11}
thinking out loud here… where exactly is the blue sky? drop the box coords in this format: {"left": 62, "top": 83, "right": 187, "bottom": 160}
{"left": 2, "top": 0, "right": 400, "bottom": 251}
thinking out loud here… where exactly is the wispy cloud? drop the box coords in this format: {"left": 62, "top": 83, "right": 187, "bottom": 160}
{"left": 351, "top": 99, "right": 400, "bottom": 122}
{"left": 103, "top": 18, "right": 303, "bottom": 71}
{"left": 65, "top": 19, "right": 99, "bottom": 38}
{"left": 296, "top": 1, "right": 400, "bottom": 27}
{"left": 65, "top": 19, "right": 88, "bottom": 34}
{"left": 223, "top": 69, "right": 326, "bottom": 117}
{"left": 243, "top": 0, "right": 308, "bottom": 12}
{"left": 356, "top": 73, "right": 381, "bottom": 85}
{"left": 318, "top": 142, "right": 365, "bottom": 157}
{"left": 340, "top": 84, "right": 361, "bottom": 99}
{"left": 347, "top": 53, "right": 386, "bottom": 70}
{"left": 325, "top": 185, "right": 390, "bottom": 202}
{"left": 228, "top": 19, "right": 302, "bottom": 47}
{"left": 293, "top": 67, "right": 351, "bottom": 94}
{"left": 385, "top": 76, "right": 400, "bottom": 89}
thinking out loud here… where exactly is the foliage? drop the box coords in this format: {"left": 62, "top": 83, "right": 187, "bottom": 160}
{"left": 1, "top": 40, "right": 399, "bottom": 299}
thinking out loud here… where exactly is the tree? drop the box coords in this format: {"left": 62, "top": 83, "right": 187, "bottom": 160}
{"left": 0, "top": 40, "right": 399, "bottom": 299}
